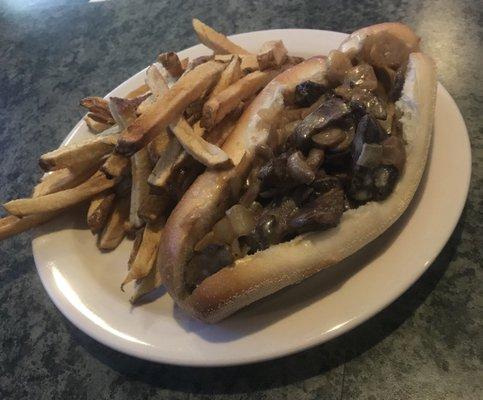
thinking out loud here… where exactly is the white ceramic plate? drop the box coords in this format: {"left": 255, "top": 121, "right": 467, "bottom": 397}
{"left": 32, "top": 29, "right": 471, "bottom": 366}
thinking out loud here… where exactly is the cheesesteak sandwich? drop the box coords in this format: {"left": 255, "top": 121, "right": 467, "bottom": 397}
{"left": 159, "top": 23, "right": 437, "bottom": 322}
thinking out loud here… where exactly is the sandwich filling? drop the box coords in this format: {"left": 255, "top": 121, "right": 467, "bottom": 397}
{"left": 186, "top": 32, "right": 411, "bottom": 291}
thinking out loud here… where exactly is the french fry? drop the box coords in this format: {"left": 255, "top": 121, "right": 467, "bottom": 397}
{"left": 86, "top": 112, "right": 114, "bottom": 125}
{"left": 145, "top": 64, "right": 229, "bottom": 168}
{"left": 184, "top": 98, "right": 204, "bottom": 125}
{"left": 115, "top": 176, "right": 132, "bottom": 198}
{"left": 147, "top": 133, "right": 183, "bottom": 189}
{"left": 203, "top": 113, "right": 238, "bottom": 146}
{"left": 32, "top": 163, "right": 100, "bottom": 198}
{"left": 127, "top": 228, "right": 144, "bottom": 268}
{"left": 4, "top": 171, "right": 118, "bottom": 217}
{"left": 147, "top": 131, "right": 170, "bottom": 164}
{"left": 213, "top": 54, "right": 234, "bottom": 63}
{"left": 109, "top": 94, "right": 150, "bottom": 230}
{"left": 210, "top": 55, "right": 242, "bottom": 98}
{"left": 130, "top": 147, "right": 151, "bottom": 229}
{"left": 215, "top": 54, "right": 259, "bottom": 73}
{"left": 240, "top": 55, "right": 259, "bottom": 73}
{"left": 127, "top": 84, "right": 149, "bottom": 99}
{"left": 192, "top": 18, "right": 250, "bottom": 55}
{"left": 163, "top": 118, "right": 236, "bottom": 201}
{"left": 180, "top": 57, "right": 189, "bottom": 70}
{"left": 163, "top": 123, "right": 204, "bottom": 176}
{"left": 97, "top": 124, "right": 121, "bottom": 137}
{"left": 98, "top": 195, "right": 130, "bottom": 251}
{"left": 158, "top": 52, "right": 184, "bottom": 78}
{"left": 84, "top": 115, "right": 111, "bottom": 133}
{"left": 136, "top": 64, "right": 170, "bottom": 118}
{"left": 184, "top": 55, "right": 214, "bottom": 74}
{"left": 101, "top": 153, "right": 130, "bottom": 178}
{"left": 138, "top": 192, "right": 169, "bottom": 224}
{"left": 87, "top": 192, "right": 116, "bottom": 233}
{"left": 257, "top": 40, "right": 288, "bottom": 70}
{"left": 141, "top": 65, "right": 172, "bottom": 134}
{"left": 116, "top": 60, "right": 226, "bottom": 155}
{"left": 0, "top": 212, "right": 59, "bottom": 241}
{"left": 109, "top": 96, "right": 149, "bottom": 127}
{"left": 170, "top": 117, "right": 232, "bottom": 168}
{"left": 118, "top": 62, "right": 226, "bottom": 155}
{"left": 80, "top": 96, "right": 113, "bottom": 124}
{"left": 130, "top": 261, "right": 162, "bottom": 304}
{"left": 202, "top": 69, "right": 279, "bottom": 129}
{"left": 157, "top": 116, "right": 236, "bottom": 199}
{"left": 121, "top": 218, "right": 164, "bottom": 287}
{"left": 80, "top": 96, "right": 110, "bottom": 113}
{"left": 147, "top": 61, "right": 192, "bottom": 104}
{"left": 39, "top": 135, "right": 117, "bottom": 171}
{"left": 145, "top": 64, "right": 170, "bottom": 97}
{"left": 287, "top": 55, "right": 305, "bottom": 65}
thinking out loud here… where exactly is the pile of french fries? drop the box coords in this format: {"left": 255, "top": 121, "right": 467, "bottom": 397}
{"left": 0, "top": 19, "right": 303, "bottom": 303}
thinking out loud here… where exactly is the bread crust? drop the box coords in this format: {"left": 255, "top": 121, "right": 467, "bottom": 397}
{"left": 159, "top": 25, "right": 436, "bottom": 323}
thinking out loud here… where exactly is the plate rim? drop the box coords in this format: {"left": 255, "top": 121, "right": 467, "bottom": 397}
{"left": 32, "top": 28, "right": 472, "bottom": 367}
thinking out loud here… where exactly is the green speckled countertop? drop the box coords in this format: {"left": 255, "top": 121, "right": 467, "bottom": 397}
{"left": 0, "top": 0, "right": 481, "bottom": 399}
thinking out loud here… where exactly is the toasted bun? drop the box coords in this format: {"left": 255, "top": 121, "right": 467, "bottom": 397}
{"left": 339, "top": 22, "right": 420, "bottom": 55}
{"left": 159, "top": 24, "right": 436, "bottom": 323}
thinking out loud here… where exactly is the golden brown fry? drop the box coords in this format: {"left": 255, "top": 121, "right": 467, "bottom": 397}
{"left": 184, "top": 55, "right": 214, "bottom": 74}
{"left": 213, "top": 54, "right": 235, "bottom": 63}
{"left": 32, "top": 163, "right": 100, "bottom": 198}
{"left": 84, "top": 115, "right": 111, "bottom": 133}
{"left": 215, "top": 54, "right": 259, "bottom": 73}
{"left": 4, "top": 171, "right": 118, "bottom": 217}
{"left": 201, "top": 69, "right": 279, "bottom": 129}
{"left": 158, "top": 52, "right": 184, "bottom": 78}
{"left": 287, "top": 55, "right": 305, "bottom": 65}
{"left": 138, "top": 192, "right": 169, "bottom": 224}
{"left": 184, "top": 98, "right": 204, "bottom": 125}
{"left": 122, "top": 218, "right": 164, "bottom": 287}
{"left": 80, "top": 96, "right": 114, "bottom": 124}
{"left": 98, "top": 195, "right": 130, "bottom": 251}
{"left": 240, "top": 55, "right": 259, "bottom": 73}
{"left": 180, "top": 57, "right": 189, "bottom": 70}
{"left": 137, "top": 64, "right": 170, "bottom": 117}
{"left": 147, "top": 130, "right": 170, "bottom": 164}
{"left": 257, "top": 40, "right": 288, "bottom": 70}
{"left": 164, "top": 121, "right": 204, "bottom": 175}
{"left": 87, "top": 192, "right": 116, "bottom": 233}
{"left": 170, "top": 117, "right": 232, "bottom": 168}
{"left": 89, "top": 112, "right": 114, "bottom": 125}
{"left": 0, "top": 212, "right": 59, "bottom": 241}
{"left": 117, "top": 61, "right": 225, "bottom": 155}
{"left": 130, "top": 147, "right": 151, "bottom": 229}
{"left": 203, "top": 113, "right": 238, "bottom": 146}
{"left": 115, "top": 176, "right": 132, "bottom": 198}
{"left": 101, "top": 153, "right": 130, "bottom": 178}
{"left": 96, "top": 124, "right": 121, "bottom": 138}
{"left": 144, "top": 64, "right": 170, "bottom": 98}
{"left": 127, "top": 84, "right": 149, "bottom": 99}
{"left": 130, "top": 261, "right": 162, "bottom": 304}
{"left": 158, "top": 117, "right": 237, "bottom": 200}
{"left": 147, "top": 134, "right": 183, "bottom": 189}
{"left": 210, "top": 55, "right": 242, "bottom": 98}
{"left": 109, "top": 95, "right": 150, "bottom": 230}
{"left": 80, "top": 96, "right": 109, "bottom": 112}
{"left": 192, "top": 18, "right": 250, "bottom": 55}
{"left": 127, "top": 228, "right": 144, "bottom": 268}
{"left": 109, "top": 95, "right": 150, "bottom": 127}
{"left": 39, "top": 135, "right": 117, "bottom": 171}
{"left": 144, "top": 64, "right": 229, "bottom": 168}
